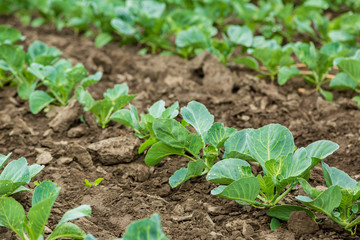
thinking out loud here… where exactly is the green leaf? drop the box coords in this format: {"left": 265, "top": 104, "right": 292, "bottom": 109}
{"left": 298, "top": 178, "right": 324, "bottom": 199}
{"left": 111, "top": 19, "right": 136, "bottom": 36}
{"left": 319, "top": 89, "right": 333, "bottom": 102}
{"left": 139, "top": 137, "right": 158, "bottom": 154}
{"left": 27, "top": 41, "right": 62, "bottom": 65}
{"left": 0, "top": 153, "right": 11, "bottom": 169}
{"left": 27, "top": 181, "right": 60, "bottom": 240}
{"left": 17, "top": 81, "right": 37, "bottom": 100}
{"left": 104, "top": 84, "right": 129, "bottom": 100}
{"left": 329, "top": 72, "right": 357, "bottom": 90}
{"left": 145, "top": 141, "right": 185, "bottom": 166}
{"left": 212, "top": 177, "right": 260, "bottom": 203}
{"left": 267, "top": 205, "right": 316, "bottom": 221}
{"left": 112, "top": 95, "right": 137, "bottom": 112}
{"left": 0, "top": 197, "right": 25, "bottom": 239}
{"left": 206, "top": 158, "right": 250, "bottom": 184}
{"left": 0, "top": 180, "right": 27, "bottom": 197}
{"left": 278, "top": 66, "right": 299, "bottom": 85}
{"left": 205, "top": 123, "right": 237, "bottom": 148}
{"left": 0, "top": 25, "right": 24, "bottom": 44}
{"left": 257, "top": 175, "right": 275, "bottom": 200}
{"left": 322, "top": 162, "right": 357, "bottom": 189}
{"left": 338, "top": 59, "right": 360, "bottom": 85}
{"left": 95, "top": 33, "right": 113, "bottom": 47}
{"left": 0, "top": 44, "right": 26, "bottom": 74}
{"left": 0, "top": 157, "right": 30, "bottom": 183}
{"left": 270, "top": 218, "right": 281, "bottom": 230}
{"left": 111, "top": 106, "right": 140, "bottom": 131}
{"left": 223, "top": 130, "right": 253, "bottom": 161}
{"left": 227, "top": 25, "right": 253, "bottom": 47}
{"left": 76, "top": 86, "right": 95, "bottom": 111}
{"left": 148, "top": 100, "right": 165, "bottom": 118}
{"left": 94, "top": 178, "right": 103, "bottom": 186}
{"left": 181, "top": 101, "right": 214, "bottom": 140}
{"left": 28, "top": 63, "right": 57, "bottom": 81}
{"left": 305, "top": 140, "right": 339, "bottom": 170}
{"left": 81, "top": 72, "right": 102, "bottom": 88}
{"left": 296, "top": 185, "right": 342, "bottom": 217}
{"left": 153, "top": 119, "right": 203, "bottom": 157}
{"left": 247, "top": 124, "right": 295, "bottom": 168}
{"left": 175, "top": 27, "right": 208, "bottom": 48}
{"left": 169, "top": 160, "right": 205, "bottom": 188}
{"left": 121, "top": 213, "right": 169, "bottom": 240}
{"left": 84, "top": 179, "right": 91, "bottom": 187}
{"left": 278, "top": 148, "right": 311, "bottom": 180}
{"left": 162, "top": 101, "right": 179, "bottom": 119}
{"left": 47, "top": 222, "right": 86, "bottom": 240}
{"left": 57, "top": 205, "right": 91, "bottom": 226}
{"left": 29, "top": 164, "right": 44, "bottom": 178}
{"left": 234, "top": 57, "right": 259, "bottom": 71}
{"left": 29, "top": 90, "right": 54, "bottom": 114}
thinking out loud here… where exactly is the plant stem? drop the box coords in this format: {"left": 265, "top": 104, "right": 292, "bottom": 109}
{"left": 180, "top": 154, "right": 197, "bottom": 162}
{"left": 272, "top": 185, "right": 293, "bottom": 205}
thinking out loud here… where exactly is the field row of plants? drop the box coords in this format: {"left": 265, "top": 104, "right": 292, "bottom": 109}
{"left": 1, "top": 23, "right": 360, "bottom": 239}
{"left": 2, "top": 0, "right": 360, "bottom": 103}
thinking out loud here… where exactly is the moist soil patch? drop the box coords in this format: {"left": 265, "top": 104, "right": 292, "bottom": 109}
{"left": 1, "top": 15, "right": 360, "bottom": 240}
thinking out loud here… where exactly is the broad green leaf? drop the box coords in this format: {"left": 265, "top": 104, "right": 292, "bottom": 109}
{"left": 28, "top": 181, "right": 60, "bottom": 240}
{"left": 162, "top": 101, "right": 179, "bottom": 119}
{"left": 66, "top": 65, "right": 88, "bottom": 87}
{"left": 0, "top": 157, "right": 30, "bottom": 183}
{"left": 139, "top": 137, "right": 158, "bottom": 154}
{"left": 0, "top": 197, "right": 25, "bottom": 239}
{"left": 18, "top": 81, "right": 37, "bottom": 100}
{"left": 278, "top": 66, "right": 299, "bottom": 85}
{"left": 257, "top": 175, "right": 275, "bottom": 200}
{"left": 0, "top": 180, "right": 27, "bottom": 196}
{"left": 0, "top": 45, "right": 26, "bottom": 74}
{"left": 104, "top": 84, "right": 129, "bottom": 100}
{"left": 212, "top": 177, "right": 260, "bottom": 203}
{"left": 305, "top": 140, "right": 339, "bottom": 171}
{"left": 47, "top": 222, "right": 86, "bottom": 240}
{"left": 28, "top": 63, "right": 57, "bottom": 81}
{"left": 76, "top": 87, "right": 95, "bottom": 111}
{"left": 267, "top": 205, "right": 316, "bottom": 221}
{"left": 153, "top": 119, "right": 203, "bottom": 157}
{"left": 234, "top": 57, "right": 259, "bottom": 71}
{"left": 113, "top": 95, "right": 137, "bottom": 112}
{"left": 338, "top": 59, "right": 360, "bottom": 85}
{"left": 81, "top": 72, "right": 102, "bottom": 88}
{"left": 270, "top": 218, "right": 281, "bottom": 230}
{"left": 27, "top": 41, "right": 61, "bottom": 65}
{"left": 148, "top": 100, "right": 165, "bottom": 118}
{"left": 0, "top": 25, "right": 24, "bottom": 44}
{"left": 319, "top": 89, "right": 333, "bottom": 102}
{"left": 57, "top": 205, "right": 91, "bottom": 226}
{"left": 296, "top": 186, "right": 342, "bottom": 217}
{"left": 247, "top": 124, "right": 295, "bottom": 168}
{"left": 205, "top": 123, "right": 237, "bottom": 148}
{"left": 111, "top": 108, "right": 139, "bottom": 130}
{"left": 145, "top": 141, "right": 185, "bottom": 166}
{"left": 29, "top": 164, "right": 44, "bottom": 178}
{"left": 0, "top": 153, "right": 11, "bottom": 169}
{"left": 227, "top": 25, "right": 253, "bottom": 47}
{"left": 121, "top": 213, "right": 169, "bottom": 240}
{"left": 223, "top": 130, "right": 253, "bottom": 161}
{"left": 329, "top": 72, "right": 357, "bottom": 90}
{"left": 29, "top": 90, "right": 54, "bottom": 114}
{"left": 175, "top": 27, "right": 208, "bottom": 48}
{"left": 95, "top": 33, "right": 113, "bottom": 48}
{"left": 279, "top": 148, "right": 311, "bottom": 180}
{"left": 328, "top": 30, "right": 355, "bottom": 43}
{"left": 322, "top": 162, "right": 357, "bottom": 189}
{"left": 111, "top": 19, "right": 136, "bottom": 36}
{"left": 181, "top": 101, "right": 214, "bottom": 140}
{"left": 206, "top": 158, "right": 250, "bottom": 184}
{"left": 169, "top": 160, "right": 205, "bottom": 188}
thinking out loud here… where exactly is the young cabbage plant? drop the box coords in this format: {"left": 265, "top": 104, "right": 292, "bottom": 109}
{"left": 283, "top": 42, "right": 350, "bottom": 101}
{"left": 207, "top": 124, "right": 338, "bottom": 222}
{"left": 76, "top": 83, "right": 136, "bottom": 128}
{"left": 0, "top": 181, "right": 93, "bottom": 240}
{"left": 110, "top": 100, "right": 179, "bottom": 154}
{"left": 143, "top": 101, "right": 236, "bottom": 188}
{"left": 0, "top": 25, "right": 25, "bottom": 45}
{"left": 0, "top": 153, "right": 44, "bottom": 197}
{"left": 235, "top": 44, "right": 294, "bottom": 82}
{"left": 28, "top": 60, "right": 101, "bottom": 114}
{"left": 296, "top": 162, "right": 360, "bottom": 235}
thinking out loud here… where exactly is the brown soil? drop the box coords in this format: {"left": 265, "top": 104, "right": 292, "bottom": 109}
{"left": 1, "top": 15, "right": 360, "bottom": 240}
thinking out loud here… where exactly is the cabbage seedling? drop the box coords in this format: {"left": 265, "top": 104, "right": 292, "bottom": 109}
{"left": 296, "top": 162, "right": 360, "bottom": 235}
{"left": 111, "top": 100, "right": 179, "bottom": 154}
{"left": 207, "top": 124, "right": 338, "bottom": 222}
{"left": 76, "top": 84, "right": 136, "bottom": 128}
{"left": 0, "top": 181, "right": 93, "bottom": 240}
{"left": 0, "top": 153, "right": 44, "bottom": 197}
